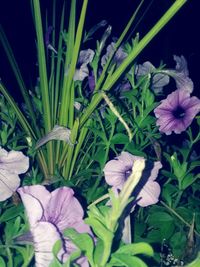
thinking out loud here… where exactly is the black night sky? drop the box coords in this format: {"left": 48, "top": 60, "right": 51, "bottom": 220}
{"left": 0, "top": 0, "right": 199, "bottom": 98}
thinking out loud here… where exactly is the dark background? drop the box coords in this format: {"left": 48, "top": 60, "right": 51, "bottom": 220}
{"left": 0, "top": 0, "right": 199, "bottom": 97}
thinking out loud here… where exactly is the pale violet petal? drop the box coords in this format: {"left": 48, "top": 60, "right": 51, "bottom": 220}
{"left": 0, "top": 148, "right": 29, "bottom": 174}
{"left": 137, "top": 180, "right": 161, "bottom": 207}
{"left": 35, "top": 125, "right": 72, "bottom": 149}
{"left": 18, "top": 185, "right": 51, "bottom": 211}
{"left": 17, "top": 189, "right": 44, "bottom": 227}
{"left": 78, "top": 49, "right": 95, "bottom": 65}
{"left": 45, "top": 187, "right": 84, "bottom": 231}
{"left": 33, "top": 222, "right": 61, "bottom": 267}
{"left": 0, "top": 170, "right": 20, "bottom": 201}
{"left": 73, "top": 65, "right": 89, "bottom": 81}
{"left": 135, "top": 61, "right": 155, "bottom": 76}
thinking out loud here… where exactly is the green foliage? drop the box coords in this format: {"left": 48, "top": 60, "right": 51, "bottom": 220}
{"left": 1, "top": 0, "right": 197, "bottom": 266}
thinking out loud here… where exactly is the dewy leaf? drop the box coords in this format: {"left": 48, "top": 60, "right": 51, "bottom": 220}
{"left": 35, "top": 125, "right": 72, "bottom": 149}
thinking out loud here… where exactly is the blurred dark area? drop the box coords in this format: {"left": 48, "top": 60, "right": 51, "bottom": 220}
{"left": 0, "top": 0, "right": 199, "bottom": 99}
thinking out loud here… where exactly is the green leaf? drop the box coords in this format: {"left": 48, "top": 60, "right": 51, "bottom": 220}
{"left": 0, "top": 257, "right": 6, "bottom": 267}
{"left": 116, "top": 242, "right": 153, "bottom": 257}
{"left": 85, "top": 217, "right": 113, "bottom": 243}
{"left": 110, "top": 253, "right": 148, "bottom": 267}
{"left": 0, "top": 204, "right": 24, "bottom": 223}
{"left": 52, "top": 239, "right": 62, "bottom": 258}
{"left": 93, "top": 238, "right": 104, "bottom": 264}
{"left": 181, "top": 173, "right": 197, "bottom": 190}
{"left": 148, "top": 211, "right": 175, "bottom": 239}
{"left": 63, "top": 228, "right": 94, "bottom": 265}
{"left": 111, "top": 133, "right": 129, "bottom": 145}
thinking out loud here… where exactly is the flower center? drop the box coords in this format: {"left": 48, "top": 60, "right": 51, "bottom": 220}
{"left": 125, "top": 169, "right": 132, "bottom": 179}
{"left": 172, "top": 106, "right": 185, "bottom": 119}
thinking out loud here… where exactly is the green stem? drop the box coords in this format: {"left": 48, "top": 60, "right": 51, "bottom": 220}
{"left": 32, "top": 0, "right": 53, "bottom": 174}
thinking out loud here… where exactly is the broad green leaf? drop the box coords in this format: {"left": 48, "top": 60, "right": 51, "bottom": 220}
{"left": 0, "top": 257, "right": 6, "bottom": 267}
{"left": 63, "top": 228, "right": 94, "bottom": 264}
{"left": 85, "top": 217, "right": 113, "bottom": 243}
{"left": 110, "top": 253, "right": 148, "bottom": 267}
{"left": 0, "top": 204, "right": 24, "bottom": 223}
{"left": 116, "top": 242, "right": 153, "bottom": 257}
{"left": 111, "top": 133, "right": 129, "bottom": 145}
{"left": 148, "top": 211, "right": 175, "bottom": 239}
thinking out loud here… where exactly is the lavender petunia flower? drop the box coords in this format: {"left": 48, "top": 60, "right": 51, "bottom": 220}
{"left": 0, "top": 148, "right": 29, "bottom": 201}
{"left": 17, "top": 185, "right": 92, "bottom": 267}
{"left": 101, "top": 42, "right": 128, "bottom": 67}
{"left": 154, "top": 89, "right": 200, "bottom": 135}
{"left": 103, "top": 151, "right": 162, "bottom": 207}
{"left": 162, "top": 55, "right": 194, "bottom": 93}
{"left": 135, "top": 61, "right": 170, "bottom": 94}
{"left": 73, "top": 49, "right": 95, "bottom": 81}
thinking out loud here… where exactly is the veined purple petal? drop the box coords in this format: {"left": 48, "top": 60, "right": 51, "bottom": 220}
{"left": 18, "top": 185, "right": 51, "bottom": 214}
{"left": 17, "top": 187, "right": 45, "bottom": 226}
{"left": 154, "top": 89, "right": 200, "bottom": 135}
{"left": 45, "top": 187, "right": 84, "bottom": 231}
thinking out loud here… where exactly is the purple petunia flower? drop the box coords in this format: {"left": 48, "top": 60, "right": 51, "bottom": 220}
{"left": 0, "top": 148, "right": 29, "bottom": 201}
{"left": 101, "top": 42, "right": 128, "bottom": 68}
{"left": 163, "top": 55, "right": 194, "bottom": 94}
{"left": 135, "top": 61, "right": 170, "bottom": 94}
{"left": 73, "top": 49, "right": 95, "bottom": 81}
{"left": 154, "top": 89, "right": 200, "bottom": 135}
{"left": 103, "top": 151, "right": 162, "bottom": 207}
{"left": 17, "top": 185, "right": 92, "bottom": 267}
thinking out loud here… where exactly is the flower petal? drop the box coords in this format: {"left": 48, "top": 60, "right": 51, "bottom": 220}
{"left": 18, "top": 185, "right": 51, "bottom": 212}
{"left": 0, "top": 148, "right": 29, "bottom": 174}
{"left": 17, "top": 187, "right": 46, "bottom": 226}
{"left": 137, "top": 180, "right": 161, "bottom": 207}
{"left": 103, "top": 159, "right": 127, "bottom": 188}
{"left": 33, "top": 222, "right": 61, "bottom": 267}
{"left": 0, "top": 170, "right": 20, "bottom": 201}
{"left": 78, "top": 49, "right": 95, "bottom": 65}
{"left": 45, "top": 187, "right": 86, "bottom": 231}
